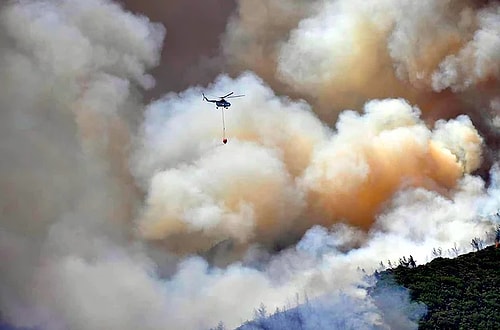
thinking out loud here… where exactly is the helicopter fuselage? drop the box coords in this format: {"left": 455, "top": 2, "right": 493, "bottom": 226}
{"left": 216, "top": 100, "right": 231, "bottom": 109}
{"left": 203, "top": 92, "right": 242, "bottom": 109}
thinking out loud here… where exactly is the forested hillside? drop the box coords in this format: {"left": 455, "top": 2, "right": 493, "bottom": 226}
{"left": 235, "top": 244, "right": 500, "bottom": 330}
{"left": 375, "top": 245, "right": 500, "bottom": 329}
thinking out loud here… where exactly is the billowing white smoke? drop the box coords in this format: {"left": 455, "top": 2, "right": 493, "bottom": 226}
{"left": 430, "top": 6, "right": 500, "bottom": 92}
{"left": 126, "top": 71, "right": 491, "bottom": 328}
{"left": 0, "top": 0, "right": 165, "bottom": 328}
{"left": 126, "top": 170, "right": 494, "bottom": 330}
{"left": 1, "top": 1, "right": 500, "bottom": 330}
{"left": 224, "top": 0, "right": 500, "bottom": 130}
{"left": 222, "top": 0, "right": 321, "bottom": 87}
{"left": 132, "top": 73, "right": 328, "bottom": 252}
{"left": 133, "top": 72, "right": 483, "bottom": 252}
{"left": 278, "top": 0, "right": 496, "bottom": 92}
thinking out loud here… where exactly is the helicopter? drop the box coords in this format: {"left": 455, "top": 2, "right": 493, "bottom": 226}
{"left": 202, "top": 92, "right": 245, "bottom": 109}
{"left": 202, "top": 92, "right": 245, "bottom": 144}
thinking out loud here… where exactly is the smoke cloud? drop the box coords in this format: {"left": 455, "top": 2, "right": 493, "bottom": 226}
{"left": 222, "top": 1, "right": 319, "bottom": 91}
{"left": 1, "top": 0, "right": 500, "bottom": 330}
{"left": 134, "top": 73, "right": 483, "bottom": 251}
{"left": 224, "top": 0, "right": 500, "bottom": 147}
{"left": 119, "top": 0, "right": 235, "bottom": 96}
{"left": 239, "top": 285, "right": 427, "bottom": 330}
{"left": 0, "top": 0, "right": 164, "bottom": 327}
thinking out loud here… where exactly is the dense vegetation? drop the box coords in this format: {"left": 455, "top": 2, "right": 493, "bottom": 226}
{"left": 375, "top": 245, "right": 500, "bottom": 329}
{"left": 234, "top": 244, "right": 500, "bottom": 330}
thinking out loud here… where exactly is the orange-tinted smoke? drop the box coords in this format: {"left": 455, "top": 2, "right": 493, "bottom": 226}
{"left": 222, "top": 0, "right": 500, "bottom": 132}
{"left": 299, "top": 99, "right": 483, "bottom": 231}
{"left": 305, "top": 140, "right": 465, "bottom": 230}
{"left": 134, "top": 76, "right": 483, "bottom": 254}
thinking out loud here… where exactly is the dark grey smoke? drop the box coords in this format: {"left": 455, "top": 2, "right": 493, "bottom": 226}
{"left": 119, "top": 0, "right": 235, "bottom": 98}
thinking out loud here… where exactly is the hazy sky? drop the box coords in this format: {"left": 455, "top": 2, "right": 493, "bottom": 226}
{"left": 120, "top": 0, "right": 235, "bottom": 96}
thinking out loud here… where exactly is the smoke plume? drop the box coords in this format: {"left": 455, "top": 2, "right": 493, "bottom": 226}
{"left": 133, "top": 73, "right": 483, "bottom": 253}
{"left": 1, "top": 0, "right": 500, "bottom": 330}
{"left": 223, "top": 0, "right": 500, "bottom": 154}
{"left": 0, "top": 0, "right": 164, "bottom": 328}
{"left": 119, "top": 0, "right": 235, "bottom": 96}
